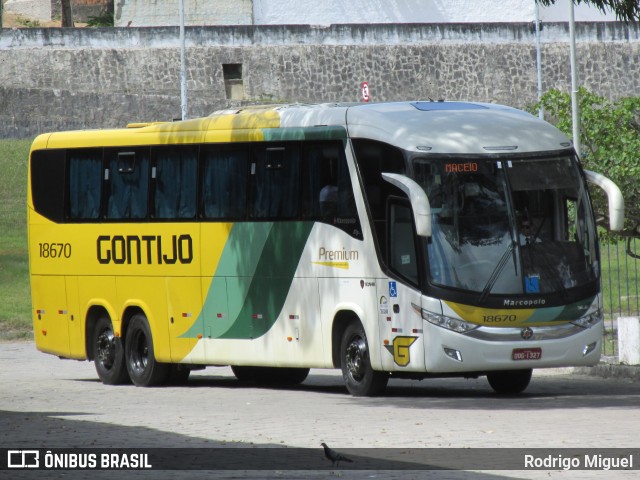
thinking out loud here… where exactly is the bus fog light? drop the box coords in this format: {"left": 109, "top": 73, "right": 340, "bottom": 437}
{"left": 582, "top": 342, "right": 597, "bottom": 356}
{"left": 444, "top": 347, "right": 463, "bottom": 362}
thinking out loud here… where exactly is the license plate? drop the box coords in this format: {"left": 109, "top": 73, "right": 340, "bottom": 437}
{"left": 512, "top": 347, "right": 542, "bottom": 361}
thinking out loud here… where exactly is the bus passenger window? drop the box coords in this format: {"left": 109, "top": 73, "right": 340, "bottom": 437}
{"left": 303, "top": 142, "right": 361, "bottom": 238}
{"left": 68, "top": 150, "right": 102, "bottom": 220}
{"left": 106, "top": 149, "right": 150, "bottom": 219}
{"left": 153, "top": 147, "right": 197, "bottom": 219}
{"left": 251, "top": 145, "right": 300, "bottom": 219}
{"left": 201, "top": 147, "right": 248, "bottom": 219}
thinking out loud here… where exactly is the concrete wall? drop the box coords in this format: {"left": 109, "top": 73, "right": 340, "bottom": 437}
{"left": 5, "top": 0, "right": 111, "bottom": 22}
{"left": 253, "top": 0, "right": 618, "bottom": 25}
{"left": 113, "top": 0, "right": 619, "bottom": 27}
{"left": 115, "top": 0, "right": 254, "bottom": 27}
{"left": 4, "top": 0, "right": 51, "bottom": 21}
{"left": 1, "top": 22, "right": 639, "bottom": 138}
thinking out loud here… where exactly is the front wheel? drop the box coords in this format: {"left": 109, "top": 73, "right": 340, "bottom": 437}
{"left": 487, "top": 369, "right": 532, "bottom": 395}
{"left": 93, "top": 315, "right": 129, "bottom": 385}
{"left": 125, "top": 314, "right": 169, "bottom": 387}
{"left": 340, "top": 322, "right": 388, "bottom": 396}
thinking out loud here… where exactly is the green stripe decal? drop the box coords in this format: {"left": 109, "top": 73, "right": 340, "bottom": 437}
{"left": 262, "top": 126, "right": 347, "bottom": 141}
{"left": 524, "top": 295, "right": 596, "bottom": 323}
{"left": 182, "top": 221, "right": 314, "bottom": 340}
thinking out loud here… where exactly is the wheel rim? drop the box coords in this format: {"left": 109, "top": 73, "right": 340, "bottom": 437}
{"left": 96, "top": 328, "right": 116, "bottom": 371}
{"left": 345, "top": 335, "right": 367, "bottom": 383}
{"left": 129, "top": 329, "right": 149, "bottom": 376}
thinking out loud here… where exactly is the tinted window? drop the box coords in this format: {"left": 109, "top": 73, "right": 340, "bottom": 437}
{"left": 251, "top": 145, "right": 300, "bottom": 219}
{"left": 69, "top": 150, "right": 102, "bottom": 220}
{"left": 389, "top": 202, "right": 419, "bottom": 286}
{"left": 106, "top": 148, "right": 150, "bottom": 219}
{"left": 30, "top": 149, "right": 66, "bottom": 223}
{"left": 201, "top": 147, "right": 248, "bottom": 219}
{"left": 153, "top": 146, "right": 197, "bottom": 219}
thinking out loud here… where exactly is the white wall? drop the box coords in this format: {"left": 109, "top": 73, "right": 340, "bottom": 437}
{"left": 539, "top": 0, "right": 618, "bottom": 21}
{"left": 112, "top": 0, "right": 619, "bottom": 27}
{"left": 4, "top": 0, "right": 52, "bottom": 21}
{"left": 115, "top": 0, "right": 253, "bottom": 27}
{"left": 253, "top": 0, "right": 618, "bottom": 24}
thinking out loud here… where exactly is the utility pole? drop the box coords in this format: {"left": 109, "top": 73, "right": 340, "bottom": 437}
{"left": 179, "top": 0, "right": 188, "bottom": 120}
{"left": 535, "top": 1, "right": 544, "bottom": 119}
{"left": 61, "top": 0, "right": 75, "bottom": 27}
{"left": 569, "top": 1, "right": 581, "bottom": 157}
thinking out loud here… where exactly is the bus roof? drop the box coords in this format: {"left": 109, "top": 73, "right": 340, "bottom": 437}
{"left": 277, "top": 101, "right": 572, "bottom": 154}
{"left": 35, "top": 101, "right": 572, "bottom": 155}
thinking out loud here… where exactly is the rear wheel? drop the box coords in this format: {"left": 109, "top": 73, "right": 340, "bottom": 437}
{"left": 125, "top": 314, "right": 169, "bottom": 387}
{"left": 487, "top": 369, "right": 532, "bottom": 395}
{"left": 340, "top": 321, "right": 388, "bottom": 396}
{"left": 93, "top": 315, "right": 129, "bottom": 385}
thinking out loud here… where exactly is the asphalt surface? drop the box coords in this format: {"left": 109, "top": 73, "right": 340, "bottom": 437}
{"left": 1, "top": 341, "right": 639, "bottom": 480}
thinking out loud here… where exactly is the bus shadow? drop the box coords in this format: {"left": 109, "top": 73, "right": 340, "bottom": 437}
{"left": 164, "top": 370, "right": 640, "bottom": 410}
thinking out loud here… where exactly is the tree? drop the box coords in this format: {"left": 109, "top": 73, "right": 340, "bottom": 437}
{"left": 536, "top": 0, "right": 640, "bottom": 23}
{"left": 61, "top": 0, "right": 74, "bottom": 27}
{"left": 534, "top": 88, "right": 640, "bottom": 236}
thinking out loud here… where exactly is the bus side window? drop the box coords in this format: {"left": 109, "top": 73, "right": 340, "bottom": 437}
{"left": 389, "top": 201, "right": 419, "bottom": 286}
{"left": 31, "top": 149, "right": 66, "bottom": 223}
{"left": 68, "top": 150, "right": 102, "bottom": 220}
{"left": 105, "top": 148, "right": 150, "bottom": 220}
{"left": 152, "top": 146, "right": 197, "bottom": 219}
{"left": 251, "top": 145, "right": 300, "bottom": 219}
{"left": 201, "top": 147, "right": 249, "bottom": 220}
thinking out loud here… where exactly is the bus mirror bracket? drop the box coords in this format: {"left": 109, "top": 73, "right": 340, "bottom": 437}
{"left": 382, "top": 172, "right": 432, "bottom": 237}
{"left": 584, "top": 170, "right": 625, "bottom": 232}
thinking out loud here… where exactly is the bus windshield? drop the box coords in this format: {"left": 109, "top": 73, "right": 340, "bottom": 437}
{"left": 413, "top": 155, "right": 599, "bottom": 298}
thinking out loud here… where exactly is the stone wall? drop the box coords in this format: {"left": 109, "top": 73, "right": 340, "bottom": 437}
{"left": 1, "top": 22, "right": 639, "bottom": 138}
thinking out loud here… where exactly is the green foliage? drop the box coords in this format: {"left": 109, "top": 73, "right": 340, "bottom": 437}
{"left": 535, "top": 0, "right": 640, "bottom": 23}
{"left": 86, "top": 12, "right": 114, "bottom": 27}
{"left": 533, "top": 88, "right": 640, "bottom": 236}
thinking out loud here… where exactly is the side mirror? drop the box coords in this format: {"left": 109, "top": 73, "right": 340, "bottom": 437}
{"left": 584, "top": 170, "right": 624, "bottom": 231}
{"left": 382, "top": 173, "right": 432, "bottom": 237}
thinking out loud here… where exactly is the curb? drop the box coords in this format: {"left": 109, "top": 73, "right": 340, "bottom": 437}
{"left": 572, "top": 363, "right": 640, "bottom": 381}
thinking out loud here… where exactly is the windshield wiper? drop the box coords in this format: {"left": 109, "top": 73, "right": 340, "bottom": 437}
{"left": 478, "top": 241, "right": 516, "bottom": 304}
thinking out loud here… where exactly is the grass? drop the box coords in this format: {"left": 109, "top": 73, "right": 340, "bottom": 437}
{"left": 0, "top": 139, "right": 33, "bottom": 340}
{"left": 600, "top": 238, "right": 640, "bottom": 356}
{"left": 600, "top": 239, "right": 640, "bottom": 319}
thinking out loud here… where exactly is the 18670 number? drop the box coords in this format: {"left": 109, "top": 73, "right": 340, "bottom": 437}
{"left": 39, "top": 242, "right": 72, "bottom": 258}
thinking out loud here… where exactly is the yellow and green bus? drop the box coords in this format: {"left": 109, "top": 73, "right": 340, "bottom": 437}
{"left": 28, "top": 101, "right": 623, "bottom": 395}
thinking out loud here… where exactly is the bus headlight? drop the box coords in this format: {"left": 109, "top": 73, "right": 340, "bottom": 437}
{"left": 571, "top": 309, "right": 603, "bottom": 329}
{"left": 422, "top": 310, "right": 479, "bottom": 333}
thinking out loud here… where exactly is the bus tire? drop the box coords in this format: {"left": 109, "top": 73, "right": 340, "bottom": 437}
{"left": 231, "top": 365, "right": 259, "bottom": 382}
{"left": 93, "top": 315, "right": 130, "bottom": 385}
{"left": 487, "top": 369, "right": 532, "bottom": 395}
{"left": 340, "top": 321, "right": 388, "bottom": 396}
{"left": 125, "top": 314, "right": 169, "bottom": 387}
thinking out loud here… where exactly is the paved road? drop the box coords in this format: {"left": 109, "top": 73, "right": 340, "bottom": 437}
{"left": 1, "top": 342, "right": 639, "bottom": 480}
